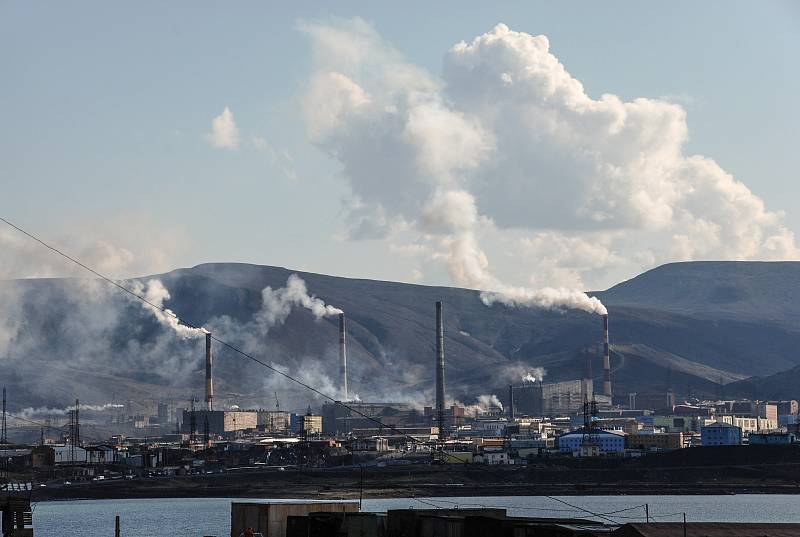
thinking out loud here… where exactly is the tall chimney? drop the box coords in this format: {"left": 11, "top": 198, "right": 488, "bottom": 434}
{"left": 205, "top": 332, "right": 213, "bottom": 411}
{"left": 507, "top": 385, "right": 515, "bottom": 422}
{"left": 582, "top": 348, "right": 593, "bottom": 401}
{"left": 602, "top": 314, "right": 612, "bottom": 398}
{"left": 339, "top": 313, "right": 348, "bottom": 402}
{"left": 435, "top": 301, "right": 446, "bottom": 438}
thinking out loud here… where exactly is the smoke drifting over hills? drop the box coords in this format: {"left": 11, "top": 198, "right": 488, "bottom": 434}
{"left": 301, "top": 19, "right": 797, "bottom": 302}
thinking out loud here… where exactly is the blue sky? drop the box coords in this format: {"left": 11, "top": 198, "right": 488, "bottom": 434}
{"left": 2, "top": 2, "right": 798, "bottom": 290}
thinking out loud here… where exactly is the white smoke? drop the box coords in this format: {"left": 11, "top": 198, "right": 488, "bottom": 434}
{"left": 501, "top": 363, "right": 547, "bottom": 384}
{"left": 257, "top": 274, "right": 342, "bottom": 328}
{"left": 462, "top": 394, "right": 504, "bottom": 415}
{"left": 130, "top": 279, "right": 207, "bottom": 339}
{"left": 300, "top": 19, "right": 798, "bottom": 299}
{"left": 481, "top": 287, "right": 607, "bottom": 316}
{"left": 16, "top": 403, "right": 124, "bottom": 420}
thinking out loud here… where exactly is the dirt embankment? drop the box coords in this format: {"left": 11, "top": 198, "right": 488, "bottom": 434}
{"left": 32, "top": 446, "right": 800, "bottom": 502}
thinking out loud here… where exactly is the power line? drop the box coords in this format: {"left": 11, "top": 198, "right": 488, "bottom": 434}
{"left": 0, "top": 216, "right": 463, "bottom": 458}
{"left": 5, "top": 412, "right": 106, "bottom": 445}
{"left": 1, "top": 217, "right": 650, "bottom": 521}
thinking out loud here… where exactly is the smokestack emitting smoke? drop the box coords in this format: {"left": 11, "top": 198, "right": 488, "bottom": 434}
{"left": 602, "top": 314, "right": 612, "bottom": 397}
{"left": 339, "top": 312, "right": 348, "bottom": 401}
{"left": 435, "top": 301, "right": 446, "bottom": 438}
{"left": 205, "top": 332, "right": 213, "bottom": 411}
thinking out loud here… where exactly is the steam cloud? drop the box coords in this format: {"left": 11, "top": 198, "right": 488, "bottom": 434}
{"left": 17, "top": 403, "right": 124, "bottom": 420}
{"left": 461, "top": 394, "right": 504, "bottom": 415}
{"left": 501, "top": 363, "right": 547, "bottom": 384}
{"left": 300, "top": 19, "right": 798, "bottom": 307}
{"left": 257, "top": 274, "right": 343, "bottom": 327}
{"left": 130, "top": 279, "right": 207, "bottom": 339}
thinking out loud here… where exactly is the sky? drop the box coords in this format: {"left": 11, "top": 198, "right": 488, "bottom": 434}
{"left": 2, "top": 1, "right": 799, "bottom": 292}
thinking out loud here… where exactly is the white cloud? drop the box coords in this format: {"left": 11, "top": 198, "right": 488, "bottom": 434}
{"left": 300, "top": 20, "right": 799, "bottom": 299}
{"left": 206, "top": 106, "right": 240, "bottom": 149}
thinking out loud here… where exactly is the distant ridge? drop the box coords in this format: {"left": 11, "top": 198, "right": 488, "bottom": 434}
{"left": 2, "top": 260, "right": 800, "bottom": 410}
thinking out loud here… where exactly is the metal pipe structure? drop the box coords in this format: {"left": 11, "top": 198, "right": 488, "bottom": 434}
{"left": 435, "top": 301, "right": 446, "bottom": 439}
{"left": 339, "top": 312, "right": 348, "bottom": 402}
{"left": 205, "top": 332, "right": 214, "bottom": 411}
{"left": 602, "top": 314, "right": 612, "bottom": 397}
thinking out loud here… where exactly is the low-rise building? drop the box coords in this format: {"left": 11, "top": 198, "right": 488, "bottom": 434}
{"left": 701, "top": 422, "right": 742, "bottom": 446}
{"left": 749, "top": 432, "right": 796, "bottom": 445}
{"left": 625, "top": 432, "right": 684, "bottom": 450}
{"left": 557, "top": 428, "right": 626, "bottom": 455}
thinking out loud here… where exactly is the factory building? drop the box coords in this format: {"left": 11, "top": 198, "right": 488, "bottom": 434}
{"left": 257, "top": 410, "right": 291, "bottom": 433}
{"left": 701, "top": 422, "right": 742, "bottom": 446}
{"left": 292, "top": 412, "right": 322, "bottom": 436}
{"left": 180, "top": 409, "right": 258, "bottom": 435}
{"left": 557, "top": 428, "right": 625, "bottom": 455}
{"left": 511, "top": 380, "right": 591, "bottom": 416}
{"left": 625, "top": 432, "right": 684, "bottom": 450}
{"left": 321, "top": 401, "right": 421, "bottom": 435}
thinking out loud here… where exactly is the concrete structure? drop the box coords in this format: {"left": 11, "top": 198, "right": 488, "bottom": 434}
{"left": 625, "top": 432, "right": 684, "bottom": 450}
{"left": 717, "top": 415, "right": 777, "bottom": 433}
{"left": 231, "top": 501, "right": 358, "bottom": 537}
{"left": 771, "top": 400, "right": 799, "bottom": 416}
{"left": 205, "top": 332, "right": 213, "bottom": 411}
{"left": 257, "top": 410, "right": 291, "bottom": 432}
{"left": 513, "top": 379, "right": 587, "bottom": 416}
{"left": 749, "top": 432, "right": 796, "bottom": 445}
{"left": 435, "top": 301, "right": 446, "bottom": 438}
{"left": 558, "top": 428, "right": 625, "bottom": 455}
{"left": 181, "top": 409, "right": 257, "bottom": 435}
{"left": 351, "top": 437, "right": 388, "bottom": 452}
{"left": 53, "top": 445, "right": 88, "bottom": 464}
{"left": 701, "top": 422, "right": 742, "bottom": 446}
{"left": 297, "top": 413, "right": 322, "bottom": 436}
{"left": 602, "top": 314, "right": 612, "bottom": 397}
{"left": 321, "top": 401, "right": 419, "bottom": 435}
{"left": 339, "top": 312, "right": 348, "bottom": 402}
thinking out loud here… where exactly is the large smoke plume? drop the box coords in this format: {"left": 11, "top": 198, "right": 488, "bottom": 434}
{"left": 300, "top": 19, "right": 797, "bottom": 308}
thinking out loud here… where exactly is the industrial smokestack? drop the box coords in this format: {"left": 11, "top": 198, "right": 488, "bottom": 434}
{"left": 602, "top": 314, "right": 612, "bottom": 398}
{"left": 435, "top": 301, "right": 446, "bottom": 438}
{"left": 582, "top": 348, "right": 593, "bottom": 401}
{"left": 339, "top": 312, "right": 348, "bottom": 402}
{"left": 205, "top": 332, "right": 213, "bottom": 411}
{"left": 508, "top": 385, "right": 515, "bottom": 422}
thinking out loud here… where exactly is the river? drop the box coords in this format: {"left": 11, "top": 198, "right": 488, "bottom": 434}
{"left": 32, "top": 494, "right": 800, "bottom": 536}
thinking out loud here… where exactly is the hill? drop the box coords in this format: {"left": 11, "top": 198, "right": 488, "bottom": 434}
{"left": 2, "top": 261, "right": 800, "bottom": 413}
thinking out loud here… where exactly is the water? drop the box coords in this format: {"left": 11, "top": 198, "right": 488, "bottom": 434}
{"left": 32, "top": 495, "right": 800, "bottom": 536}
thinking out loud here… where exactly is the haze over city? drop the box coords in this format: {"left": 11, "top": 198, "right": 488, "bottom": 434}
{"left": 2, "top": 3, "right": 800, "bottom": 536}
